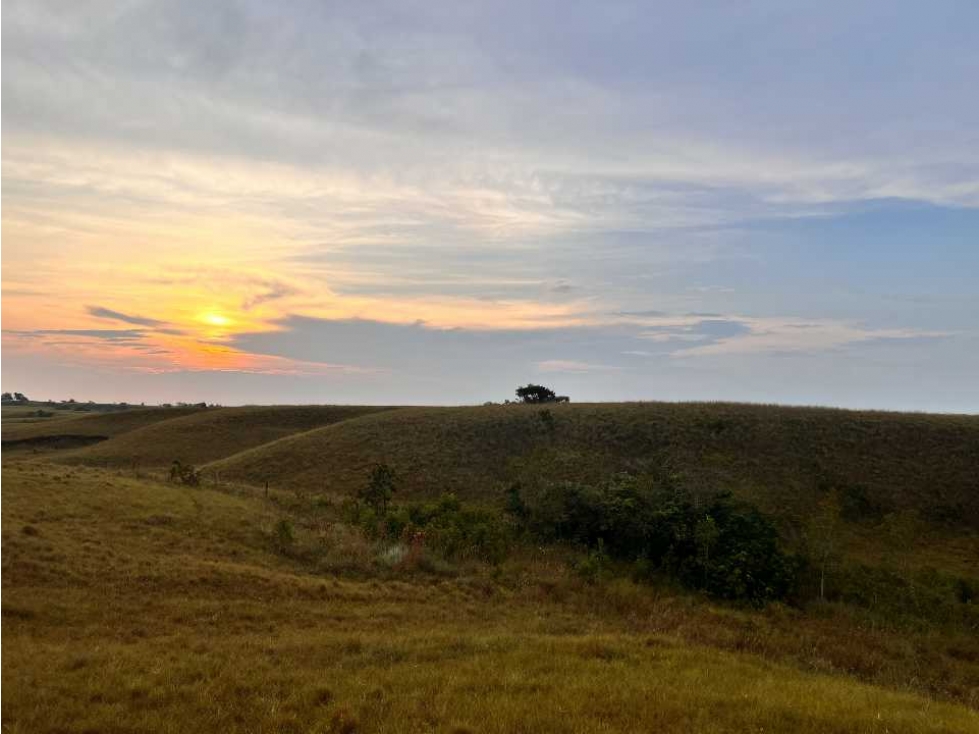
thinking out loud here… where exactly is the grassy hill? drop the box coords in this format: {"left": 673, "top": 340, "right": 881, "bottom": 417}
{"left": 205, "top": 402, "right": 979, "bottom": 530}
{"left": 2, "top": 405, "right": 203, "bottom": 445}
{"left": 58, "top": 405, "right": 397, "bottom": 469}
{"left": 3, "top": 460, "right": 978, "bottom": 732}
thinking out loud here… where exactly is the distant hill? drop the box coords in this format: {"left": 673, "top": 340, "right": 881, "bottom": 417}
{"left": 56, "top": 405, "right": 395, "bottom": 468}
{"left": 203, "top": 402, "right": 979, "bottom": 530}
{"left": 1, "top": 405, "right": 203, "bottom": 445}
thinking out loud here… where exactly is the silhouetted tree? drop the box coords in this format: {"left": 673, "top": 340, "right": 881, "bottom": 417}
{"left": 515, "top": 384, "right": 558, "bottom": 403}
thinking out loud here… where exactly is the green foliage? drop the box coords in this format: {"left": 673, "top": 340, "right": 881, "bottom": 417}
{"left": 349, "top": 493, "right": 512, "bottom": 565}
{"left": 359, "top": 463, "right": 397, "bottom": 516}
{"left": 515, "top": 474, "right": 799, "bottom": 605}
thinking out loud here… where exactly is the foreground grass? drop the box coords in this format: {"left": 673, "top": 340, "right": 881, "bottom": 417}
{"left": 3, "top": 460, "right": 977, "bottom": 732}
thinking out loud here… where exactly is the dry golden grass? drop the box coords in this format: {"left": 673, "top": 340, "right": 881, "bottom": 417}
{"left": 3, "top": 459, "right": 978, "bottom": 733}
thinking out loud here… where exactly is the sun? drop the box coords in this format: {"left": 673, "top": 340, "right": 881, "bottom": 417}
{"left": 200, "top": 312, "right": 232, "bottom": 327}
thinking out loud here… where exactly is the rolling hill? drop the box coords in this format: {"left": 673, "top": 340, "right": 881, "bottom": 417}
{"left": 56, "top": 405, "right": 398, "bottom": 468}
{"left": 205, "top": 402, "right": 979, "bottom": 529}
{"left": 1, "top": 405, "right": 203, "bottom": 445}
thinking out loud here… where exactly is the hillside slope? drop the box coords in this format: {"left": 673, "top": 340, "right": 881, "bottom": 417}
{"left": 208, "top": 402, "right": 979, "bottom": 528}
{"left": 1, "top": 406, "right": 202, "bottom": 444}
{"left": 59, "top": 405, "right": 399, "bottom": 468}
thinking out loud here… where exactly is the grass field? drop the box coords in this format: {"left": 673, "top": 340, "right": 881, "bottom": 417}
{"left": 3, "top": 460, "right": 978, "bottom": 733}
{"left": 3, "top": 401, "right": 978, "bottom": 732}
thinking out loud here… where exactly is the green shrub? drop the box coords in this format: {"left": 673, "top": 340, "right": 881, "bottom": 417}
{"left": 515, "top": 474, "right": 799, "bottom": 605}
{"left": 348, "top": 493, "right": 512, "bottom": 565}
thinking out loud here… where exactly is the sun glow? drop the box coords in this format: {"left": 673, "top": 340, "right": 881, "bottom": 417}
{"left": 200, "top": 312, "right": 232, "bottom": 327}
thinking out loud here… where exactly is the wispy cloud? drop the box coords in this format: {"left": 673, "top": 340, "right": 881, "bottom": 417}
{"left": 537, "top": 359, "right": 618, "bottom": 373}
{"left": 1, "top": 2, "right": 976, "bottom": 408}
{"left": 670, "top": 318, "right": 952, "bottom": 358}
{"left": 7, "top": 328, "right": 148, "bottom": 342}
{"left": 87, "top": 306, "right": 164, "bottom": 328}
{"left": 241, "top": 281, "right": 299, "bottom": 310}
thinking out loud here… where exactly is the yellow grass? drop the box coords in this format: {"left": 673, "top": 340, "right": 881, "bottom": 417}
{"left": 3, "top": 459, "right": 977, "bottom": 733}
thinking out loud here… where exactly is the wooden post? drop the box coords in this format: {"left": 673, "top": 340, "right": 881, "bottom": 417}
{"left": 265, "top": 481, "right": 269, "bottom": 498}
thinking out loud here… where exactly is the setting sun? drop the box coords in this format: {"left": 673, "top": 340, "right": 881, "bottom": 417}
{"left": 200, "top": 312, "right": 232, "bottom": 328}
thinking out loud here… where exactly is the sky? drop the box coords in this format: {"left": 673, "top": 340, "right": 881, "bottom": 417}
{"left": 2, "top": 1, "right": 978, "bottom": 411}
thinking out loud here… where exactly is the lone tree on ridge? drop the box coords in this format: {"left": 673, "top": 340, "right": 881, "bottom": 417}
{"left": 516, "top": 384, "right": 569, "bottom": 403}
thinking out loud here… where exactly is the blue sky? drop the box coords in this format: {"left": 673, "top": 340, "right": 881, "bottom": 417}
{"left": 2, "top": 1, "right": 977, "bottom": 410}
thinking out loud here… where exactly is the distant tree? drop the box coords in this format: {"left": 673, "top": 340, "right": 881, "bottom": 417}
{"left": 515, "top": 384, "right": 558, "bottom": 403}
{"left": 360, "top": 463, "right": 397, "bottom": 516}
{"left": 1, "top": 392, "right": 12, "bottom": 402}
{"left": 13, "top": 392, "right": 28, "bottom": 403}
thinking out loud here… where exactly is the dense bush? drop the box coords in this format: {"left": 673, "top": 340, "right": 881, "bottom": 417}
{"left": 513, "top": 474, "right": 799, "bottom": 605}
{"left": 347, "top": 493, "right": 512, "bottom": 565}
